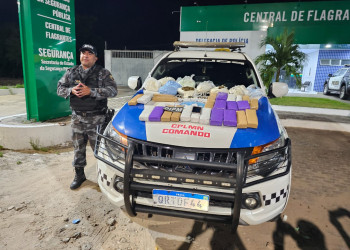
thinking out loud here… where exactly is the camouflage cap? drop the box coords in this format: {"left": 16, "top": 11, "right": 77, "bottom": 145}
{"left": 79, "top": 44, "right": 97, "bottom": 56}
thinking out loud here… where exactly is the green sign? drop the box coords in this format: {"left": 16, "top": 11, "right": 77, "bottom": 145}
{"left": 18, "top": 0, "right": 76, "bottom": 121}
{"left": 181, "top": 0, "right": 350, "bottom": 44}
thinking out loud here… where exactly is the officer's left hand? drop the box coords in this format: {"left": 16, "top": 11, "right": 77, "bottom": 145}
{"left": 75, "top": 83, "right": 91, "bottom": 97}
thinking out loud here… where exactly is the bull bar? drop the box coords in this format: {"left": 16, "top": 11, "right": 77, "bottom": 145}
{"left": 94, "top": 127, "right": 291, "bottom": 233}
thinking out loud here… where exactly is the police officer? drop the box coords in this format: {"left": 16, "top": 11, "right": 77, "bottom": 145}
{"left": 57, "top": 44, "right": 118, "bottom": 190}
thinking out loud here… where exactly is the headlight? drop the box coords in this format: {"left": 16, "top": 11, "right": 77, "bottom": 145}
{"left": 248, "top": 133, "right": 287, "bottom": 177}
{"left": 104, "top": 124, "right": 128, "bottom": 160}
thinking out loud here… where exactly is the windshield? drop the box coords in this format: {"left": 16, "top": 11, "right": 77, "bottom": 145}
{"left": 151, "top": 58, "right": 259, "bottom": 89}
{"left": 333, "top": 68, "right": 348, "bottom": 77}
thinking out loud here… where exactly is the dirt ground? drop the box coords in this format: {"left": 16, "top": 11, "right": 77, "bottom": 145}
{"left": 0, "top": 127, "right": 349, "bottom": 250}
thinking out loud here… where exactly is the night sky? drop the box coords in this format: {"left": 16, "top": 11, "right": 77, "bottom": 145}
{"left": 0, "top": 0, "right": 327, "bottom": 69}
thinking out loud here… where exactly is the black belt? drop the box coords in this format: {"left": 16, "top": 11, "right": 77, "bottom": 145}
{"left": 74, "top": 110, "right": 107, "bottom": 117}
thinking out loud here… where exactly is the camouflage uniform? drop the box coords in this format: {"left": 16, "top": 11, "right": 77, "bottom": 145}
{"left": 57, "top": 64, "right": 117, "bottom": 168}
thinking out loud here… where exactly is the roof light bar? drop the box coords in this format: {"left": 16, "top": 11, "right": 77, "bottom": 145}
{"left": 173, "top": 41, "right": 246, "bottom": 51}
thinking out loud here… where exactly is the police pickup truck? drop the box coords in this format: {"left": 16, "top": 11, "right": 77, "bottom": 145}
{"left": 94, "top": 41, "right": 291, "bottom": 232}
{"left": 323, "top": 65, "right": 350, "bottom": 100}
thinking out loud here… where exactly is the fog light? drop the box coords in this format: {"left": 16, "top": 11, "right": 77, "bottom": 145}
{"left": 114, "top": 177, "right": 124, "bottom": 193}
{"left": 244, "top": 197, "right": 258, "bottom": 210}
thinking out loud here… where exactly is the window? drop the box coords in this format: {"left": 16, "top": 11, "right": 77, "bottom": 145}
{"left": 320, "top": 59, "right": 350, "bottom": 66}
{"left": 331, "top": 59, "right": 341, "bottom": 66}
{"left": 341, "top": 59, "right": 350, "bottom": 66}
{"left": 320, "top": 59, "right": 330, "bottom": 65}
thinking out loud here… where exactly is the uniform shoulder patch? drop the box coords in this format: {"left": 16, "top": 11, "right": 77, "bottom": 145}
{"left": 109, "top": 74, "right": 114, "bottom": 81}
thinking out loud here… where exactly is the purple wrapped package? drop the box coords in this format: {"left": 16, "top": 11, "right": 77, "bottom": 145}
{"left": 216, "top": 92, "right": 228, "bottom": 100}
{"left": 213, "top": 100, "right": 226, "bottom": 109}
{"left": 226, "top": 101, "right": 238, "bottom": 110}
{"left": 149, "top": 106, "right": 164, "bottom": 122}
{"left": 237, "top": 100, "right": 250, "bottom": 110}
{"left": 210, "top": 108, "right": 224, "bottom": 126}
{"left": 224, "top": 109, "right": 237, "bottom": 127}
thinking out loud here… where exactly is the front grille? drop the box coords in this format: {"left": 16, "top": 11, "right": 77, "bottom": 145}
{"left": 128, "top": 138, "right": 252, "bottom": 188}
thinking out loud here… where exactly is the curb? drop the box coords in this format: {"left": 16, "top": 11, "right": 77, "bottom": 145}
{"left": 0, "top": 114, "right": 71, "bottom": 150}
{"left": 0, "top": 88, "right": 25, "bottom": 96}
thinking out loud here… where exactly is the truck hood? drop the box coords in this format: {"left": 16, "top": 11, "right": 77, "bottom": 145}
{"left": 111, "top": 96, "right": 280, "bottom": 148}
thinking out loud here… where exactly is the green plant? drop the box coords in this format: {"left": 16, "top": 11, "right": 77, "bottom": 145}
{"left": 255, "top": 29, "right": 306, "bottom": 88}
{"left": 30, "top": 138, "right": 40, "bottom": 151}
{"left": 0, "top": 152, "right": 3, "bottom": 157}
{"left": 29, "top": 138, "right": 49, "bottom": 152}
{"left": 40, "top": 147, "right": 49, "bottom": 152}
{"left": 14, "top": 84, "right": 24, "bottom": 88}
{"left": 0, "top": 145, "right": 3, "bottom": 150}
{"left": 0, "top": 86, "right": 9, "bottom": 89}
{"left": 17, "top": 161, "right": 22, "bottom": 165}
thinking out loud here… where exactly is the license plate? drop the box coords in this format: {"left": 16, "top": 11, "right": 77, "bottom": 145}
{"left": 152, "top": 189, "right": 209, "bottom": 211}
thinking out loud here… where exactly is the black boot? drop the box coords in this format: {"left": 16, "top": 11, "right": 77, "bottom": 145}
{"left": 70, "top": 167, "right": 86, "bottom": 190}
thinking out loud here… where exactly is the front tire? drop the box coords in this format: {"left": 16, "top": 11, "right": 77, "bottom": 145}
{"left": 339, "top": 85, "right": 349, "bottom": 100}
{"left": 323, "top": 83, "right": 330, "bottom": 95}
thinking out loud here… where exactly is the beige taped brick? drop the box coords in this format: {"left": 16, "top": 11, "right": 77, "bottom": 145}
{"left": 128, "top": 94, "right": 143, "bottom": 105}
{"left": 250, "top": 99, "right": 259, "bottom": 110}
{"left": 246, "top": 109, "right": 258, "bottom": 128}
{"left": 170, "top": 112, "right": 181, "bottom": 122}
{"left": 161, "top": 111, "right": 172, "bottom": 122}
{"left": 236, "top": 110, "right": 248, "bottom": 128}
{"left": 209, "top": 92, "right": 217, "bottom": 99}
{"left": 243, "top": 95, "right": 250, "bottom": 101}
{"left": 205, "top": 100, "right": 214, "bottom": 108}
{"left": 152, "top": 94, "right": 178, "bottom": 102}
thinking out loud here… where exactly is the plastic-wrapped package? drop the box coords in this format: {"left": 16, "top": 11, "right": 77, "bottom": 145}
{"left": 196, "top": 81, "right": 215, "bottom": 94}
{"left": 226, "top": 101, "right": 238, "bottom": 110}
{"left": 237, "top": 110, "right": 248, "bottom": 128}
{"left": 180, "top": 105, "right": 193, "bottom": 122}
{"left": 229, "top": 85, "right": 249, "bottom": 96}
{"left": 227, "top": 94, "right": 236, "bottom": 101}
{"left": 210, "top": 85, "right": 229, "bottom": 95}
{"left": 216, "top": 92, "right": 228, "bottom": 101}
{"left": 176, "top": 75, "right": 196, "bottom": 88}
{"left": 213, "top": 100, "right": 226, "bottom": 109}
{"left": 224, "top": 109, "right": 237, "bottom": 127}
{"left": 144, "top": 77, "right": 161, "bottom": 91}
{"left": 199, "top": 108, "right": 211, "bottom": 125}
{"left": 157, "top": 77, "right": 175, "bottom": 86}
{"left": 139, "top": 106, "right": 155, "bottom": 121}
{"left": 137, "top": 94, "right": 153, "bottom": 104}
{"left": 128, "top": 94, "right": 143, "bottom": 106}
{"left": 249, "top": 88, "right": 266, "bottom": 99}
{"left": 149, "top": 106, "right": 164, "bottom": 122}
{"left": 191, "top": 113, "right": 200, "bottom": 123}
{"left": 143, "top": 90, "right": 158, "bottom": 96}
{"left": 178, "top": 86, "right": 196, "bottom": 97}
{"left": 246, "top": 109, "right": 258, "bottom": 128}
{"left": 250, "top": 99, "right": 259, "bottom": 110}
{"left": 158, "top": 80, "right": 181, "bottom": 95}
{"left": 237, "top": 100, "right": 250, "bottom": 110}
{"left": 210, "top": 108, "right": 224, "bottom": 126}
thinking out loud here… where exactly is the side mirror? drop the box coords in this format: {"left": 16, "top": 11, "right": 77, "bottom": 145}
{"left": 328, "top": 73, "right": 333, "bottom": 77}
{"left": 128, "top": 76, "right": 142, "bottom": 90}
{"left": 268, "top": 82, "right": 288, "bottom": 98}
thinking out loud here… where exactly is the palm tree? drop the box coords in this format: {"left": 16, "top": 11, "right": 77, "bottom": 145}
{"left": 255, "top": 29, "right": 306, "bottom": 89}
